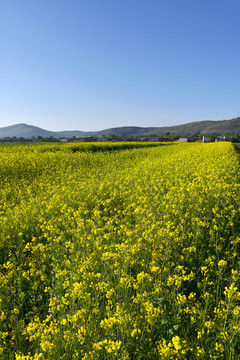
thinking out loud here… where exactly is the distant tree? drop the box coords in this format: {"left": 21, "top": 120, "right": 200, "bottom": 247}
{"left": 172, "top": 134, "right": 179, "bottom": 140}
{"left": 2, "top": 137, "right": 10, "bottom": 142}
{"left": 209, "top": 135, "right": 216, "bottom": 142}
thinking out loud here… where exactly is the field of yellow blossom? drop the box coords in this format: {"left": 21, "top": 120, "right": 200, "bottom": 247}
{"left": 0, "top": 141, "right": 240, "bottom": 359}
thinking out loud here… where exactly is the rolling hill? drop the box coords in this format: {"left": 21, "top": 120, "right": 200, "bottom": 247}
{"left": 0, "top": 118, "right": 240, "bottom": 139}
{"left": 0, "top": 124, "right": 91, "bottom": 138}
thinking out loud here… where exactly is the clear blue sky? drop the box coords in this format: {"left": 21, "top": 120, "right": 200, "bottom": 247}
{"left": 0, "top": 0, "right": 239, "bottom": 131}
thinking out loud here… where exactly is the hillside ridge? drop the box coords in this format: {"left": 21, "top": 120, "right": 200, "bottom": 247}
{"left": 0, "top": 118, "right": 240, "bottom": 138}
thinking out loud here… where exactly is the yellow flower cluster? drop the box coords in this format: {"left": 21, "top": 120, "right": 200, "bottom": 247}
{"left": 157, "top": 335, "right": 189, "bottom": 359}
{"left": 0, "top": 141, "right": 240, "bottom": 359}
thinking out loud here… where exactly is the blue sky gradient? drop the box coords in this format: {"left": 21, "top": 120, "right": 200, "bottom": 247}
{"left": 0, "top": 0, "right": 239, "bottom": 131}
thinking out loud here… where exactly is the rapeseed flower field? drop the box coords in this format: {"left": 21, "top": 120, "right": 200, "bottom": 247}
{"left": 0, "top": 142, "right": 240, "bottom": 359}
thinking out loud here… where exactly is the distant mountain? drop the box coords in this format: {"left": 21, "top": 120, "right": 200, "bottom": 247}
{"left": 152, "top": 118, "right": 240, "bottom": 137}
{"left": 1, "top": 118, "right": 240, "bottom": 138}
{"left": 0, "top": 123, "right": 91, "bottom": 138}
{"left": 0, "top": 123, "right": 56, "bottom": 138}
